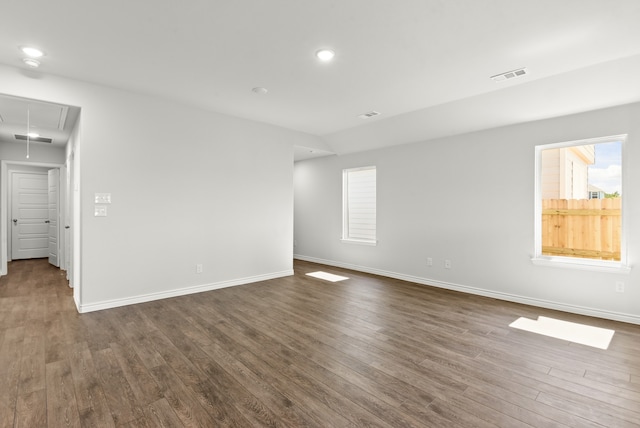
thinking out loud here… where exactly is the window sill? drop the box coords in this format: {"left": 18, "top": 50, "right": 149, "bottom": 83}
{"left": 531, "top": 257, "right": 631, "bottom": 274}
{"left": 340, "top": 238, "right": 377, "bottom": 246}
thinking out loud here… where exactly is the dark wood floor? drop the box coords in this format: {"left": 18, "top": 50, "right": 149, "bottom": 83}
{"left": 1, "top": 259, "right": 640, "bottom": 427}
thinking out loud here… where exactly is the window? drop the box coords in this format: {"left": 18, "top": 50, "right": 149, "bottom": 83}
{"left": 533, "top": 135, "right": 629, "bottom": 272}
{"left": 342, "top": 166, "right": 376, "bottom": 245}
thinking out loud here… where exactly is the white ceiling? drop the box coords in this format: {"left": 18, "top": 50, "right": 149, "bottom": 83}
{"left": 1, "top": 0, "right": 639, "bottom": 159}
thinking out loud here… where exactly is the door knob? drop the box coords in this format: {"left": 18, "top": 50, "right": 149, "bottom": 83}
{"left": 45, "top": 220, "right": 50, "bottom": 224}
{"left": 12, "top": 219, "right": 17, "bottom": 224}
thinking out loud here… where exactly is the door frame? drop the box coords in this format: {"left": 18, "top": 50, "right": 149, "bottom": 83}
{"left": 1, "top": 160, "right": 64, "bottom": 275}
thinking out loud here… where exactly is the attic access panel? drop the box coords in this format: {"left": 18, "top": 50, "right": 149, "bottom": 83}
{"left": 0, "top": 95, "right": 69, "bottom": 130}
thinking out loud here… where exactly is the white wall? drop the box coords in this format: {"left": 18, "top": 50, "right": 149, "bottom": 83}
{"left": 0, "top": 63, "right": 324, "bottom": 312}
{"left": 0, "top": 140, "right": 65, "bottom": 164}
{"left": 65, "top": 115, "right": 81, "bottom": 300}
{"left": 294, "top": 103, "right": 640, "bottom": 323}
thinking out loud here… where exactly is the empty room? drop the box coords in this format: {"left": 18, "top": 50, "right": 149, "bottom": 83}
{"left": 1, "top": 1, "right": 639, "bottom": 427}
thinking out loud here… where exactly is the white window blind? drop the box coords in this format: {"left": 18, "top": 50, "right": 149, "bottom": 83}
{"left": 343, "top": 166, "right": 376, "bottom": 243}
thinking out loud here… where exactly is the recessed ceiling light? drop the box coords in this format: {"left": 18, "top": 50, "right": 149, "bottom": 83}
{"left": 22, "top": 58, "right": 40, "bottom": 68}
{"left": 252, "top": 87, "right": 268, "bottom": 94}
{"left": 315, "top": 49, "right": 335, "bottom": 61}
{"left": 20, "top": 46, "right": 45, "bottom": 58}
{"left": 27, "top": 132, "right": 40, "bottom": 138}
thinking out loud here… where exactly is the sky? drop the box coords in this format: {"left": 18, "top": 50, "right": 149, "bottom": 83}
{"left": 588, "top": 141, "right": 622, "bottom": 195}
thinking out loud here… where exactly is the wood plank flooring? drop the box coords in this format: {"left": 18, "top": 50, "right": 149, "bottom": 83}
{"left": 1, "top": 258, "right": 640, "bottom": 427}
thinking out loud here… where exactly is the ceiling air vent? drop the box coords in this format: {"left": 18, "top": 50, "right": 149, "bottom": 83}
{"left": 358, "top": 111, "right": 381, "bottom": 119}
{"left": 490, "top": 67, "right": 528, "bottom": 82}
{"left": 14, "top": 134, "right": 53, "bottom": 144}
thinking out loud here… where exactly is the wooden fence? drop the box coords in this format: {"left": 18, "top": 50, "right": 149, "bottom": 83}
{"left": 542, "top": 198, "right": 621, "bottom": 261}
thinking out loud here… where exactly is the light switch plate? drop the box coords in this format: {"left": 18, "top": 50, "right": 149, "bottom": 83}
{"left": 95, "top": 193, "right": 112, "bottom": 204}
{"left": 94, "top": 205, "right": 108, "bottom": 217}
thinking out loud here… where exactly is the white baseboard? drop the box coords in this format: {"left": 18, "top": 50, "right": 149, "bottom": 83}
{"left": 77, "top": 270, "right": 294, "bottom": 314}
{"left": 294, "top": 254, "right": 640, "bottom": 325}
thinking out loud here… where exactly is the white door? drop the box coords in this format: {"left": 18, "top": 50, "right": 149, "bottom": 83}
{"left": 48, "top": 169, "right": 59, "bottom": 267}
{"left": 11, "top": 172, "right": 49, "bottom": 260}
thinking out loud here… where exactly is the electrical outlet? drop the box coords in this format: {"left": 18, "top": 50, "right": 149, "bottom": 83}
{"left": 444, "top": 259, "right": 451, "bottom": 269}
{"left": 94, "top": 205, "right": 107, "bottom": 217}
{"left": 196, "top": 264, "right": 203, "bottom": 274}
{"left": 94, "top": 193, "right": 112, "bottom": 204}
{"left": 615, "top": 281, "right": 624, "bottom": 293}
{"left": 427, "top": 257, "right": 433, "bottom": 266}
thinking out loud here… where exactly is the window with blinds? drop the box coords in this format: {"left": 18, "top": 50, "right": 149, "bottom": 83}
{"left": 342, "top": 166, "right": 377, "bottom": 244}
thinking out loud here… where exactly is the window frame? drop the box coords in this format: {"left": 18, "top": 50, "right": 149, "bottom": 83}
{"left": 341, "top": 165, "right": 377, "bottom": 246}
{"left": 532, "top": 134, "right": 630, "bottom": 273}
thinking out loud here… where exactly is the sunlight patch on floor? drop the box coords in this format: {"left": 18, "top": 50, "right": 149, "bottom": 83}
{"left": 509, "top": 316, "right": 615, "bottom": 350}
{"left": 306, "top": 271, "right": 349, "bottom": 282}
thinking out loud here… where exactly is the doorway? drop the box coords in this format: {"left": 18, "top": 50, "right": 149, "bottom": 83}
{"left": 0, "top": 93, "right": 81, "bottom": 311}
{"left": 8, "top": 167, "right": 62, "bottom": 266}
{"left": 1, "top": 161, "right": 66, "bottom": 276}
